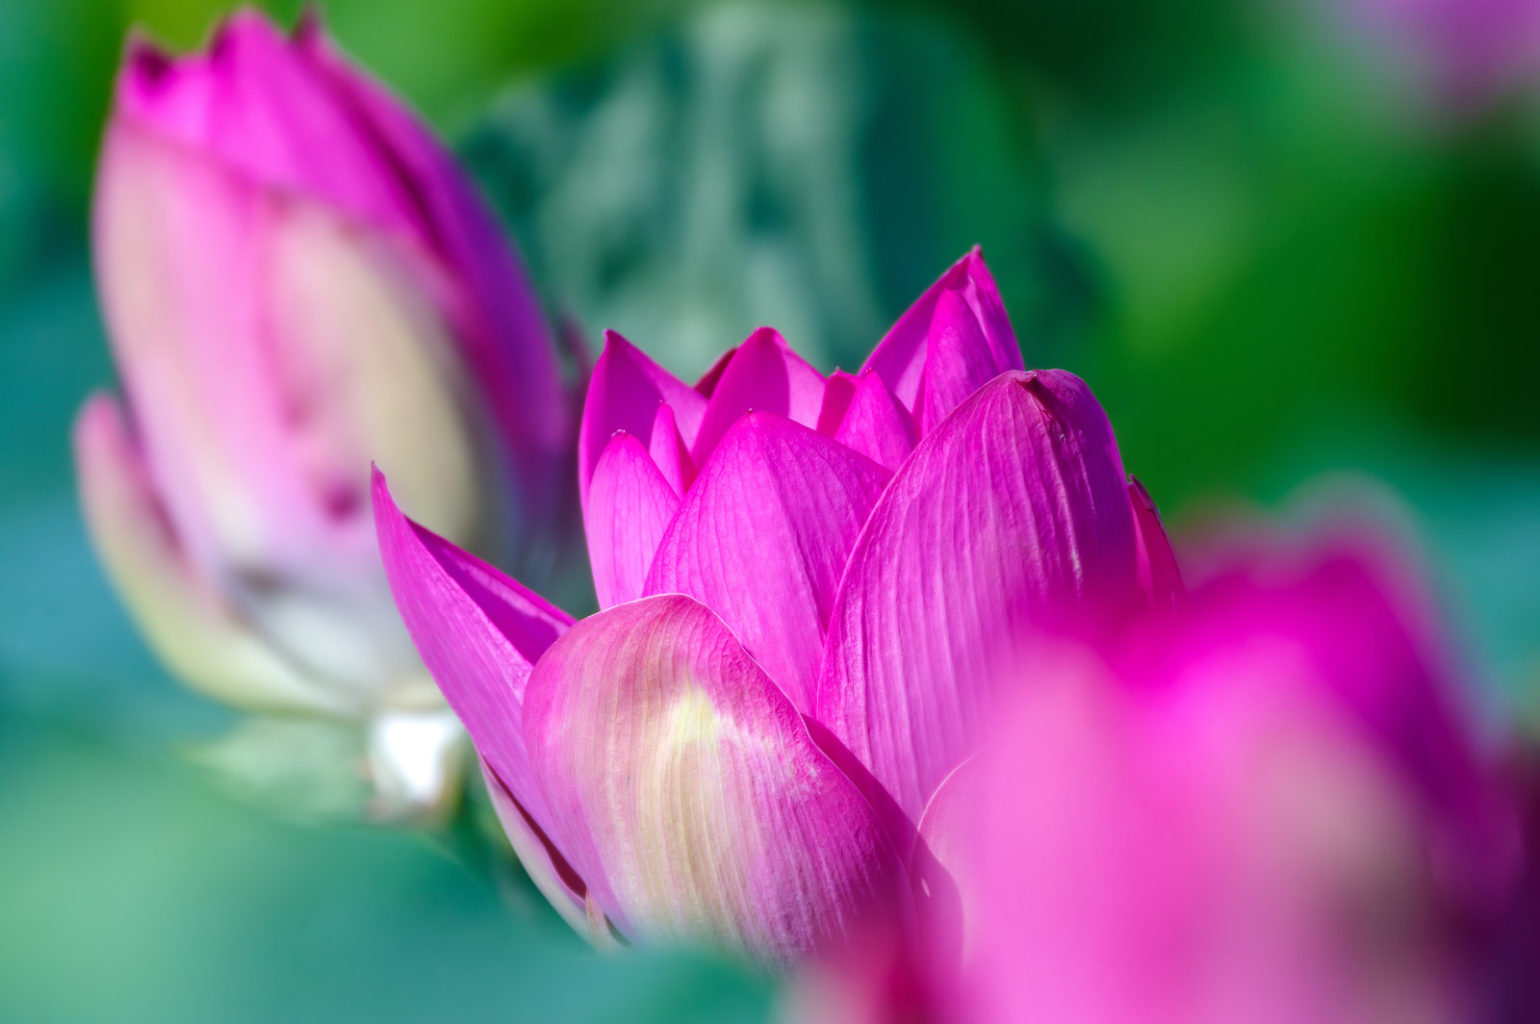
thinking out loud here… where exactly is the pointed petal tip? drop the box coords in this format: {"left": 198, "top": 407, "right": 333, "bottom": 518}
{"left": 121, "top": 31, "right": 174, "bottom": 92}
{"left": 743, "top": 325, "right": 786, "bottom": 348}
{"left": 369, "top": 462, "right": 397, "bottom": 523}
{"left": 598, "top": 328, "right": 638, "bottom": 357}
{"left": 293, "top": 3, "right": 326, "bottom": 46}
{"left": 210, "top": 6, "right": 284, "bottom": 47}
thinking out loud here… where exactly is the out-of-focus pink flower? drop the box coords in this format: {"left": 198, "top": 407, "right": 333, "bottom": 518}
{"left": 374, "top": 249, "right": 1175, "bottom": 961}
{"left": 1337, "top": 0, "right": 1540, "bottom": 112}
{"left": 74, "top": 10, "right": 574, "bottom": 814}
{"left": 788, "top": 528, "right": 1519, "bottom": 1023}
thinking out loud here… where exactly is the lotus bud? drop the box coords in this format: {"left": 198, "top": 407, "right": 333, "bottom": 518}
{"left": 75, "top": 10, "right": 575, "bottom": 817}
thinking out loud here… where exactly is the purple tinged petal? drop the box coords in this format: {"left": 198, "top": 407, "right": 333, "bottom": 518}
{"left": 522, "top": 595, "right": 912, "bottom": 963}
{"left": 690, "top": 328, "right": 826, "bottom": 466}
{"left": 814, "top": 370, "right": 1140, "bottom": 821}
{"left": 643, "top": 413, "right": 892, "bottom": 711}
{"left": 861, "top": 248, "right": 1023, "bottom": 419}
{"left": 834, "top": 371, "right": 918, "bottom": 472}
{"left": 579, "top": 331, "right": 704, "bottom": 503}
{"left": 583, "top": 433, "right": 680, "bottom": 608}
{"left": 1128, "top": 477, "right": 1183, "bottom": 610}
{"left": 371, "top": 468, "right": 572, "bottom": 836}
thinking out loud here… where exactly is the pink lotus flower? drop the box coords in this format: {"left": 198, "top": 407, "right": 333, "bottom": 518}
{"left": 375, "top": 249, "right": 1177, "bottom": 960}
{"left": 74, "top": 11, "right": 573, "bottom": 812}
{"left": 787, "top": 528, "right": 1518, "bottom": 1022}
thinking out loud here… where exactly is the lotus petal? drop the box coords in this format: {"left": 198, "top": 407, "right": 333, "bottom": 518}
{"left": 691, "top": 327, "right": 826, "bottom": 465}
{"left": 523, "top": 595, "right": 910, "bottom": 963}
{"left": 815, "top": 370, "right": 1139, "bottom": 820}
{"left": 644, "top": 413, "right": 891, "bottom": 710}
{"left": 579, "top": 331, "right": 705, "bottom": 503}
{"left": 583, "top": 432, "right": 681, "bottom": 608}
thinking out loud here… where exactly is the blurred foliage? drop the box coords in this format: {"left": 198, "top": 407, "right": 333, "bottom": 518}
{"left": 465, "top": 0, "right": 1094, "bottom": 376}
{"left": 2, "top": 0, "right": 1538, "bottom": 1020}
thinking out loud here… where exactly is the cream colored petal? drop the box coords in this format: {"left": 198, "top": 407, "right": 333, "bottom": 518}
{"left": 73, "top": 393, "right": 347, "bottom": 715}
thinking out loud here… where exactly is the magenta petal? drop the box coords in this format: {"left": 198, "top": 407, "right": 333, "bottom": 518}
{"left": 372, "top": 468, "right": 572, "bottom": 833}
{"left": 861, "top": 249, "right": 1022, "bottom": 417}
{"left": 911, "top": 755, "right": 980, "bottom": 952}
{"left": 522, "top": 595, "right": 911, "bottom": 962}
{"left": 690, "top": 328, "right": 826, "bottom": 466}
{"left": 294, "top": 15, "right": 568, "bottom": 477}
{"left": 647, "top": 402, "right": 694, "bottom": 495}
{"left": 583, "top": 432, "right": 680, "bottom": 608}
{"left": 116, "top": 12, "right": 417, "bottom": 243}
{"left": 1129, "top": 477, "right": 1183, "bottom": 610}
{"left": 1164, "top": 536, "right": 1510, "bottom": 872}
{"left": 816, "top": 370, "right": 859, "bottom": 437}
{"left": 643, "top": 413, "right": 892, "bottom": 711}
{"left": 918, "top": 290, "right": 1009, "bottom": 434}
{"left": 694, "top": 345, "right": 738, "bottom": 397}
{"left": 814, "top": 370, "right": 1140, "bottom": 821}
{"left": 834, "top": 371, "right": 918, "bottom": 471}
{"left": 579, "top": 331, "right": 705, "bottom": 503}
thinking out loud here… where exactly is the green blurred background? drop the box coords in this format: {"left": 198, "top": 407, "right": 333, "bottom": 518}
{"left": 2, "top": 0, "right": 1537, "bottom": 1019}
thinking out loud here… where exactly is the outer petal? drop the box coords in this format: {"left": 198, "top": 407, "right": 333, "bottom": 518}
{"left": 690, "top": 327, "right": 826, "bottom": 466}
{"left": 479, "top": 758, "right": 601, "bottom": 942}
{"left": 110, "top": 10, "right": 569, "bottom": 553}
{"left": 523, "top": 595, "right": 911, "bottom": 964}
{"left": 73, "top": 393, "right": 342, "bottom": 714}
{"left": 860, "top": 248, "right": 1022, "bottom": 419}
{"left": 372, "top": 468, "right": 572, "bottom": 833}
{"left": 643, "top": 413, "right": 892, "bottom": 711}
{"left": 579, "top": 331, "right": 705, "bottom": 503}
{"left": 1129, "top": 477, "right": 1183, "bottom": 610}
{"left": 583, "top": 432, "right": 681, "bottom": 608}
{"left": 833, "top": 371, "right": 918, "bottom": 472}
{"left": 1159, "top": 534, "right": 1512, "bottom": 884}
{"left": 115, "top": 14, "right": 420, "bottom": 244}
{"left": 293, "top": 13, "right": 569, "bottom": 487}
{"left": 815, "top": 370, "right": 1140, "bottom": 821}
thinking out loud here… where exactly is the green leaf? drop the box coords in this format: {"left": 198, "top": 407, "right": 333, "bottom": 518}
{"left": 463, "top": 0, "right": 1098, "bottom": 378}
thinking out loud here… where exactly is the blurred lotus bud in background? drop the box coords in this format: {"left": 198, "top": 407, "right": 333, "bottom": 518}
{"left": 785, "top": 518, "right": 1524, "bottom": 1023}
{"left": 1319, "top": 0, "right": 1540, "bottom": 115}
{"left": 72, "top": 9, "right": 578, "bottom": 820}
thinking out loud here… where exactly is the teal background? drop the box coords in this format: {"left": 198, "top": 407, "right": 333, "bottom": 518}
{"left": 2, "top": 1, "right": 1537, "bottom": 1020}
